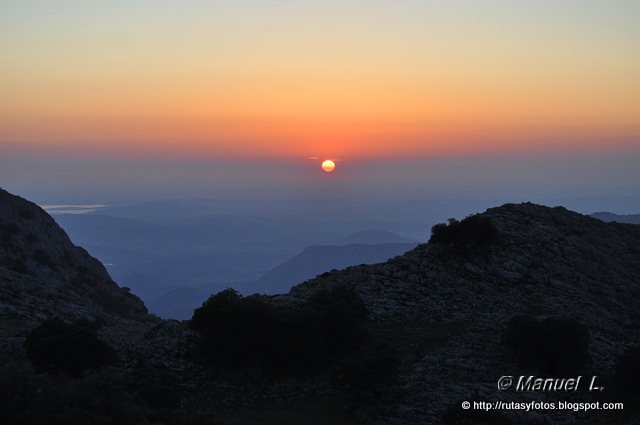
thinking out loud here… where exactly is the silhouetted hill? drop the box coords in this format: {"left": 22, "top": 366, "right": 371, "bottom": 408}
{"left": 0, "top": 188, "right": 149, "bottom": 336}
{"left": 280, "top": 203, "right": 640, "bottom": 423}
{"left": 591, "top": 211, "right": 640, "bottom": 224}
{"left": 253, "top": 242, "right": 417, "bottom": 294}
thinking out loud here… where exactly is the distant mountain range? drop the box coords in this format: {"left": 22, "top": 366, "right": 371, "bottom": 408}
{"left": 591, "top": 211, "right": 640, "bottom": 224}
{"left": 53, "top": 210, "right": 420, "bottom": 318}
{"left": 153, "top": 240, "right": 418, "bottom": 319}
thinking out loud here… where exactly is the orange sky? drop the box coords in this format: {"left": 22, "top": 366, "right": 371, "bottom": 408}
{"left": 1, "top": 1, "right": 639, "bottom": 159}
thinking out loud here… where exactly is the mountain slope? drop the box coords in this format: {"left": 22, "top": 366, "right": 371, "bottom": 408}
{"left": 280, "top": 203, "right": 640, "bottom": 423}
{"left": 253, "top": 242, "right": 417, "bottom": 294}
{"left": 0, "top": 188, "right": 149, "bottom": 335}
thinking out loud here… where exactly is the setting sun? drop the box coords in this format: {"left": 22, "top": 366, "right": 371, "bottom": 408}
{"left": 321, "top": 160, "right": 336, "bottom": 173}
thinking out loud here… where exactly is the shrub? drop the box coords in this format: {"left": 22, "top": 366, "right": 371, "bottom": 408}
{"left": 614, "top": 345, "right": 640, "bottom": 396}
{"left": 190, "top": 289, "right": 284, "bottom": 369}
{"left": 503, "top": 316, "right": 590, "bottom": 374}
{"left": 189, "top": 286, "right": 369, "bottom": 375}
{"left": 189, "top": 288, "right": 242, "bottom": 332}
{"left": 430, "top": 214, "right": 498, "bottom": 251}
{"left": 24, "top": 319, "right": 117, "bottom": 377}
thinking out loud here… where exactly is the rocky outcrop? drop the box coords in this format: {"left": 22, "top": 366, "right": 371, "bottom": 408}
{"left": 0, "top": 188, "right": 149, "bottom": 337}
{"left": 281, "top": 203, "right": 640, "bottom": 424}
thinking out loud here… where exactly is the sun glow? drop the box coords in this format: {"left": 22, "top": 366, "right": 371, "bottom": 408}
{"left": 321, "top": 159, "right": 336, "bottom": 173}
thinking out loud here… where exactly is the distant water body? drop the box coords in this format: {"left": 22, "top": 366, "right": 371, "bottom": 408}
{"left": 41, "top": 204, "right": 106, "bottom": 215}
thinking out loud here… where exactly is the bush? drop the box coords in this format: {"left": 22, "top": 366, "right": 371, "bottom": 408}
{"left": 503, "top": 316, "right": 590, "bottom": 374}
{"left": 189, "top": 286, "right": 369, "bottom": 375}
{"left": 430, "top": 214, "right": 498, "bottom": 251}
{"left": 190, "top": 289, "right": 285, "bottom": 369}
{"left": 24, "top": 319, "right": 117, "bottom": 377}
{"left": 614, "top": 345, "right": 640, "bottom": 396}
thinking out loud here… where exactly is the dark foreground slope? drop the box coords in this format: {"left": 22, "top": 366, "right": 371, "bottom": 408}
{"left": 0, "top": 188, "right": 163, "bottom": 368}
{"left": 0, "top": 188, "right": 148, "bottom": 329}
{"left": 0, "top": 189, "right": 196, "bottom": 424}
{"left": 280, "top": 203, "right": 640, "bottom": 424}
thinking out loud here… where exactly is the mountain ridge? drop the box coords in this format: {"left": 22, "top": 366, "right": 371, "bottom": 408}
{"left": 0, "top": 187, "right": 150, "bottom": 335}
{"left": 276, "top": 202, "right": 640, "bottom": 422}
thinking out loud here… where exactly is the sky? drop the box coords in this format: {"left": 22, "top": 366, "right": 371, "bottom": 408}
{"left": 1, "top": 1, "right": 639, "bottom": 208}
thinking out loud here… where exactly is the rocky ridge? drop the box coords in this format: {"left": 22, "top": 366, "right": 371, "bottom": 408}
{"left": 0, "top": 188, "right": 149, "bottom": 326}
{"left": 280, "top": 203, "right": 640, "bottom": 423}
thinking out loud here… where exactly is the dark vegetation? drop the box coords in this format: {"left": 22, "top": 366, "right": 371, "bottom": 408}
{"left": 190, "top": 286, "right": 368, "bottom": 374}
{"left": 503, "top": 315, "right": 590, "bottom": 374}
{"left": 24, "top": 319, "right": 117, "bottom": 377}
{"left": 190, "top": 285, "right": 399, "bottom": 401}
{"left": 6, "top": 319, "right": 186, "bottom": 425}
{"left": 429, "top": 214, "right": 498, "bottom": 251}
